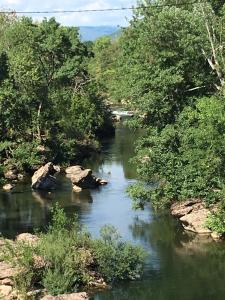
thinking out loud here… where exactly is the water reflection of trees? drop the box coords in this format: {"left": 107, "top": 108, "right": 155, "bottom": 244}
{"left": 0, "top": 191, "right": 50, "bottom": 238}
{"left": 84, "top": 125, "right": 143, "bottom": 180}
{"left": 95, "top": 214, "right": 225, "bottom": 300}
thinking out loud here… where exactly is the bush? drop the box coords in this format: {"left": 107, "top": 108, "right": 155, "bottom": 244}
{"left": 129, "top": 96, "right": 225, "bottom": 209}
{"left": 206, "top": 210, "right": 225, "bottom": 235}
{"left": 92, "top": 225, "right": 145, "bottom": 282}
{"left": 11, "top": 141, "right": 44, "bottom": 170}
{"left": 3, "top": 206, "right": 145, "bottom": 296}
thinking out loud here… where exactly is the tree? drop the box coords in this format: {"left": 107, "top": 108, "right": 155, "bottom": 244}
{"left": 0, "top": 16, "right": 113, "bottom": 168}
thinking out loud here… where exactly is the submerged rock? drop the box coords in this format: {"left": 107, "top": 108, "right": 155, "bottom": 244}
{"left": 41, "top": 292, "right": 89, "bottom": 300}
{"left": 171, "top": 200, "right": 212, "bottom": 234}
{"left": 31, "top": 162, "right": 58, "bottom": 190}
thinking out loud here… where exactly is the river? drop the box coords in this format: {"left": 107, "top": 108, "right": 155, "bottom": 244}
{"left": 0, "top": 124, "right": 225, "bottom": 300}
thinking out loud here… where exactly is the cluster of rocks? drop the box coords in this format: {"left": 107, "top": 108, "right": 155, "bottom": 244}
{"left": 0, "top": 233, "right": 90, "bottom": 300}
{"left": 65, "top": 165, "right": 107, "bottom": 192}
{"left": 171, "top": 199, "right": 221, "bottom": 240}
{"left": 2, "top": 162, "right": 108, "bottom": 193}
{"left": 2, "top": 166, "right": 25, "bottom": 191}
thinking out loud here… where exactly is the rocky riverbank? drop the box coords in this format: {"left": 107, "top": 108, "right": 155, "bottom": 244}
{"left": 0, "top": 233, "right": 106, "bottom": 299}
{"left": 1, "top": 162, "right": 108, "bottom": 193}
{"left": 170, "top": 199, "right": 223, "bottom": 241}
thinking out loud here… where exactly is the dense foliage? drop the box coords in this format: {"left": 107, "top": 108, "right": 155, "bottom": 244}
{"left": 90, "top": 0, "right": 225, "bottom": 233}
{"left": 3, "top": 206, "right": 145, "bottom": 296}
{"left": 0, "top": 15, "right": 113, "bottom": 172}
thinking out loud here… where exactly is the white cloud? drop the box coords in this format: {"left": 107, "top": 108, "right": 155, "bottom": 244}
{"left": 0, "top": 0, "right": 137, "bottom": 26}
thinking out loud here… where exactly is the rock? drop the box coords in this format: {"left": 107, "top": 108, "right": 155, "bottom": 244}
{"left": 71, "top": 169, "right": 98, "bottom": 189}
{"left": 67, "top": 165, "right": 107, "bottom": 190}
{"left": 37, "top": 145, "right": 47, "bottom": 153}
{"left": 73, "top": 185, "right": 83, "bottom": 192}
{"left": 180, "top": 209, "right": 211, "bottom": 234}
{"left": 17, "top": 174, "right": 24, "bottom": 181}
{"left": 53, "top": 165, "right": 61, "bottom": 173}
{"left": 65, "top": 166, "right": 84, "bottom": 175}
{"left": 211, "top": 232, "right": 222, "bottom": 241}
{"left": 171, "top": 199, "right": 201, "bottom": 217}
{"left": 71, "top": 168, "right": 98, "bottom": 189}
{"left": 99, "top": 179, "right": 108, "bottom": 185}
{"left": 0, "top": 278, "right": 13, "bottom": 286}
{"left": 27, "top": 289, "right": 43, "bottom": 297}
{"left": 31, "top": 162, "right": 58, "bottom": 190}
{"left": 16, "top": 233, "right": 39, "bottom": 245}
{"left": 41, "top": 292, "right": 89, "bottom": 300}
{"left": 0, "top": 262, "right": 19, "bottom": 279}
{"left": 96, "top": 178, "right": 108, "bottom": 185}
{"left": 3, "top": 184, "right": 14, "bottom": 191}
{"left": 33, "top": 255, "right": 48, "bottom": 269}
{"left": 171, "top": 200, "right": 212, "bottom": 234}
{"left": 4, "top": 167, "right": 18, "bottom": 180}
{"left": 0, "top": 285, "right": 12, "bottom": 297}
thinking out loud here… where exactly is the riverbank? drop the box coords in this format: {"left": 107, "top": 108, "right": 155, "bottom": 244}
{"left": 171, "top": 199, "right": 224, "bottom": 241}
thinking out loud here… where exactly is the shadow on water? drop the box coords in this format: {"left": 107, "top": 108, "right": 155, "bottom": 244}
{"left": 0, "top": 124, "right": 225, "bottom": 300}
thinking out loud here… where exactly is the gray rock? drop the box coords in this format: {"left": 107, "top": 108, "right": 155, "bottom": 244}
{"left": 32, "top": 162, "right": 58, "bottom": 190}
{"left": 71, "top": 168, "right": 98, "bottom": 189}
{"left": 67, "top": 165, "right": 108, "bottom": 190}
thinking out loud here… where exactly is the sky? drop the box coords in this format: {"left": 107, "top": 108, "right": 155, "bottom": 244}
{"left": 0, "top": 0, "right": 138, "bottom": 26}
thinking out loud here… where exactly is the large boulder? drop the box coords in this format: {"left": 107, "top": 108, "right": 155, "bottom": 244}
{"left": 71, "top": 168, "right": 98, "bottom": 189}
{"left": 41, "top": 292, "right": 89, "bottom": 300}
{"left": 66, "top": 166, "right": 108, "bottom": 191}
{"left": 171, "top": 200, "right": 212, "bottom": 234}
{"left": 31, "top": 162, "right": 58, "bottom": 190}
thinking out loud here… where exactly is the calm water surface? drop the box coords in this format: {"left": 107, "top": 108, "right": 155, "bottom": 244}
{"left": 0, "top": 125, "right": 225, "bottom": 300}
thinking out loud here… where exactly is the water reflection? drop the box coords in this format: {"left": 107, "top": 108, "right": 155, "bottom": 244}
{"left": 1, "top": 125, "right": 225, "bottom": 300}
{"left": 95, "top": 213, "right": 225, "bottom": 300}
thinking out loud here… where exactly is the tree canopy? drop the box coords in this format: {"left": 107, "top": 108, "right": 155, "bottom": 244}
{"left": 0, "top": 16, "right": 113, "bottom": 169}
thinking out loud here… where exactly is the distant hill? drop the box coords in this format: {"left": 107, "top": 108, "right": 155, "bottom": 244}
{"left": 79, "top": 26, "right": 119, "bottom": 41}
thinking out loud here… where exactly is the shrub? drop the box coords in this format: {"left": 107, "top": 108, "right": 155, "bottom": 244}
{"left": 3, "top": 206, "right": 145, "bottom": 296}
{"left": 206, "top": 210, "right": 225, "bottom": 235}
{"left": 92, "top": 225, "right": 145, "bottom": 282}
{"left": 129, "top": 97, "right": 225, "bottom": 209}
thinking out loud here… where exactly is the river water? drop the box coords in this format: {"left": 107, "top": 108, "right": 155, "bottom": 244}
{"left": 0, "top": 125, "right": 225, "bottom": 300}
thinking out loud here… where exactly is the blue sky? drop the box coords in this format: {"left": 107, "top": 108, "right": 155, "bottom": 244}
{"left": 0, "top": 0, "right": 138, "bottom": 26}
